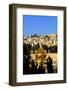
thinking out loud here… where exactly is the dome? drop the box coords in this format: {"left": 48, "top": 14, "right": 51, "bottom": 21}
{"left": 35, "top": 46, "right": 47, "bottom": 60}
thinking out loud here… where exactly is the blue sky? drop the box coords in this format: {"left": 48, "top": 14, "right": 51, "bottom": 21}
{"left": 23, "top": 15, "right": 57, "bottom": 36}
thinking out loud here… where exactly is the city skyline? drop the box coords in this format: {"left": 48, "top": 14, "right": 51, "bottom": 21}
{"left": 23, "top": 15, "right": 57, "bottom": 36}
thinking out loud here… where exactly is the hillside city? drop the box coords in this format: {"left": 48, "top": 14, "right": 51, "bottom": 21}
{"left": 24, "top": 34, "right": 57, "bottom": 48}
{"left": 23, "top": 34, "right": 57, "bottom": 74}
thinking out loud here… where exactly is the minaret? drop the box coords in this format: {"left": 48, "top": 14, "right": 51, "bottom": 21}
{"left": 48, "top": 49, "right": 50, "bottom": 58}
{"left": 39, "top": 42, "right": 42, "bottom": 48}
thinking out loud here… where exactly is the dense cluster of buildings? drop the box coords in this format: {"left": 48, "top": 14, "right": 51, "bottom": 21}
{"left": 23, "top": 34, "right": 57, "bottom": 74}
{"left": 24, "top": 34, "right": 57, "bottom": 47}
